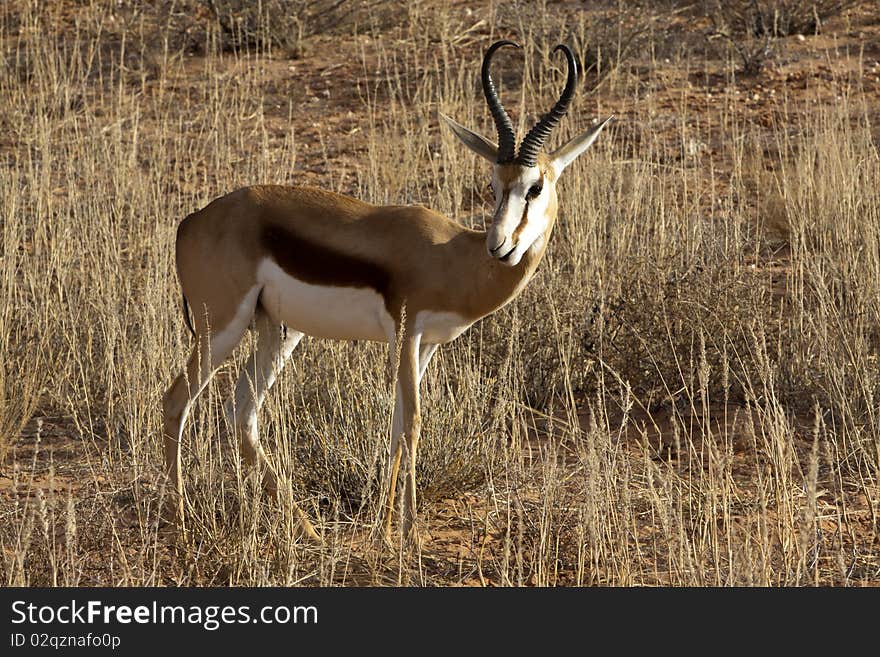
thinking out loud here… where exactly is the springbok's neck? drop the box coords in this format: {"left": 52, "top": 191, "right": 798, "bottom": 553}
{"left": 461, "top": 217, "right": 556, "bottom": 321}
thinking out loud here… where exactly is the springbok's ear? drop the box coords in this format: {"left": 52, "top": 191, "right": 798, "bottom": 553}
{"left": 549, "top": 116, "right": 613, "bottom": 176}
{"left": 439, "top": 112, "right": 498, "bottom": 163}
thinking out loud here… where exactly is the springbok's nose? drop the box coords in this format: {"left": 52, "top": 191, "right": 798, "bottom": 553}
{"left": 489, "top": 241, "right": 506, "bottom": 255}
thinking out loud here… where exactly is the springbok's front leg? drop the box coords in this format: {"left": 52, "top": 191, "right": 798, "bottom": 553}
{"left": 384, "top": 330, "right": 426, "bottom": 544}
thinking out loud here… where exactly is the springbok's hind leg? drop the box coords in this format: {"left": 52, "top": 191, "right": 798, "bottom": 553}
{"left": 227, "top": 311, "right": 320, "bottom": 543}
{"left": 162, "top": 288, "right": 261, "bottom": 532}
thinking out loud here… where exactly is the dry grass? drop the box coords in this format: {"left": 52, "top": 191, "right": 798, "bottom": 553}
{"left": 0, "top": 0, "right": 878, "bottom": 586}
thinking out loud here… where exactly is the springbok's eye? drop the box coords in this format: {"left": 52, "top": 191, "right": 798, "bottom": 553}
{"left": 527, "top": 184, "right": 543, "bottom": 200}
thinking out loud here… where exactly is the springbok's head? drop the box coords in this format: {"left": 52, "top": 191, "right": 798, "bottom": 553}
{"left": 442, "top": 40, "right": 611, "bottom": 267}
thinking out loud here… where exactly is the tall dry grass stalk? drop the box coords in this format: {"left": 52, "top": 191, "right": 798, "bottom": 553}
{"left": 0, "top": 0, "right": 876, "bottom": 585}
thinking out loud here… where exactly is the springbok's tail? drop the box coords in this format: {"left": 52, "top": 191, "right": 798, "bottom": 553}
{"left": 181, "top": 292, "right": 195, "bottom": 336}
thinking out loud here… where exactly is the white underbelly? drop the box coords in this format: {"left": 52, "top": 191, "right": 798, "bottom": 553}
{"left": 257, "top": 259, "right": 391, "bottom": 341}
{"left": 257, "top": 259, "right": 473, "bottom": 345}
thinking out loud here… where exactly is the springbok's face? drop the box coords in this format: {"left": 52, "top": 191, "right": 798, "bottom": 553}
{"left": 440, "top": 40, "right": 612, "bottom": 268}
{"left": 486, "top": 162, "right": 557, "bottom": 267}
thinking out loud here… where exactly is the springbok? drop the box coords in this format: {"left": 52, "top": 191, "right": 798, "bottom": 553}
{"left": 163, "top": 40, "right": 611, "bottom": 543}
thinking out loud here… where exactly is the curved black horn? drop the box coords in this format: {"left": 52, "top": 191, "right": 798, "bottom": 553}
{"left": 516, "top": 44, "right": 578, "bottom": 167}
{"left": 481, "top": 40, "right": 520, "bottom": 163}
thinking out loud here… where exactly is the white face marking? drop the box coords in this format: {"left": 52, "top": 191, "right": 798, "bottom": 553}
{"left": 487, "top": 165, "right": 553, "bottom": 267}
{"left": 257, "top": 259, "right": 392, "bottom": 342}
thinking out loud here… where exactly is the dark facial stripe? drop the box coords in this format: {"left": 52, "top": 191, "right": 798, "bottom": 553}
{"left": 261, "top": 224, "right": 391, "bottom": 299}
{"left": 511, "top": 171, "right": 543, "bottom": 242}
{"left": 512, "top": 202, "right": 529, "bottom": 242}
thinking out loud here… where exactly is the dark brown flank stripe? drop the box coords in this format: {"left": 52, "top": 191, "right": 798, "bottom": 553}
{"left": 260, "top": 223, "right": 393, "bottom": 308}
